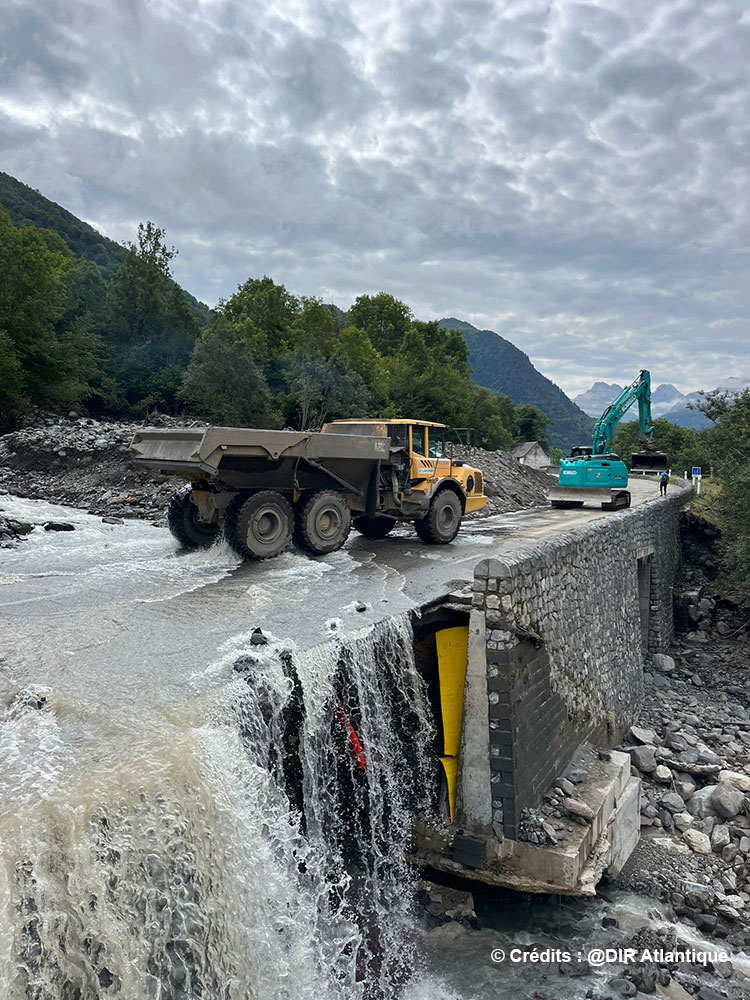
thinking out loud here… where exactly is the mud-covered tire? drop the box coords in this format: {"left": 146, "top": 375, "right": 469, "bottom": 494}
{"left": 352, "top": 515, "right": 395, "bottom": 539}
{"left": 414, "top": 490, "right": 463, "bottom": 545}
{"left": 225, "top": 490, "right": 293, "bottom": 560}
{"left": 295, "top": 491, "right": 351, "bottom": 555}
{"left": 167, "top": 485, "right": 221, "bottom": 549}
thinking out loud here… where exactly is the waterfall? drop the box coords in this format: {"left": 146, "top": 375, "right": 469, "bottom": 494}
{"left": 0, "top": 615, "right": 438, "bottom": 999}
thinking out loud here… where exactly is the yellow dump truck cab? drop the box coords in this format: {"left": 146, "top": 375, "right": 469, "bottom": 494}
{"left": 321, "top": 419, "right": 487, "bottom": 515}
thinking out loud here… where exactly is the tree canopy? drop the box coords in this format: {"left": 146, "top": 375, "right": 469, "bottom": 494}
{"left": 0, "top": 215, "right": 551, "bottom": 452}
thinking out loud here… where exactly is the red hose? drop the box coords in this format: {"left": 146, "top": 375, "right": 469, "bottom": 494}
{"left": 336, "top": 703, "right": 367, "bottom": 771}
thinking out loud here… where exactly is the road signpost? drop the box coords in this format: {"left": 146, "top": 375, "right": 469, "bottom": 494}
{"left": 692, "top": 466, "right": 702, "bottom": 495}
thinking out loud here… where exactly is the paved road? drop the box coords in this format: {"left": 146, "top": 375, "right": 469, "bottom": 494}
{"left": 0, "top": 479, "right": 665, "bottom": 807}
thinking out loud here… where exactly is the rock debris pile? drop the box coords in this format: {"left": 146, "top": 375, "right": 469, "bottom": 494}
{"left": 0, "top": 412, "right": 194, "bottom": 523}
{"left": 614, "top": 516, "right": 750, "bottom": 952}
{"left": 452, "top": 444, "right": 553, "bottom": 516}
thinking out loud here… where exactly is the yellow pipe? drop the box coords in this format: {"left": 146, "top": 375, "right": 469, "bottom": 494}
{"left": 435, "top": 625, "right": 469, "bottom": 822}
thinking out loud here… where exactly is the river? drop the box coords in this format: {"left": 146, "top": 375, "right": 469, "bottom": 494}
{"left": 0, "top": 493, "right": 734, "bottom": 999}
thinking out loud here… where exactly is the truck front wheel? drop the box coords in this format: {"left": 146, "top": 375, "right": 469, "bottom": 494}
{"left": 295, "top": 491, "right": 351, "bottom": 555}
{"left": 414, "top": 490, "right": 463, "bottom": 545}
{"left": 167, "top": 485, "right": 221, "bottom": 549}
{"left": 225, "top": 490, "right": 294, "bottom": 560}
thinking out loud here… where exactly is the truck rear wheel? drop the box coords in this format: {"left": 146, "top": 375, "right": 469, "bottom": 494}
{"left": 295, "top": 491, "right": 351, "bottom": 555}
{"left": 167, "top": 485, "right": 221, "bottom": 549}
{"left": 225, "top": 490, "right": 293, "bottom": 560}
{"left": 352, "top": 515, "right": 395, "bottom": 539}
{"left": 414, "top": 490, "right": 463, "bottom": 545}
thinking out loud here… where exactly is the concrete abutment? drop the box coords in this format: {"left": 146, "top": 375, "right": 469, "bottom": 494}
{"left": 417, "top": 482, "right": 692, "bottom": 893}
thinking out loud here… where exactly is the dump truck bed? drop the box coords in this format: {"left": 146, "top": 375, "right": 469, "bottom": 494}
{"left": 130, "top": 426, "right": 390, "bottom": 498}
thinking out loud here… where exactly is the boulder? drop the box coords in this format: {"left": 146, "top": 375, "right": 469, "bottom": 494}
{"left": 630, "top": 725, "right": 658, "bottom": 745}
{"left": 674, "top": 774, "right": 696, "bottom": 800}
{"left": 719, "top": 769, "right": 750, "bottom": 794}
{"left": 629, "top": 746, "right": 657, "bottom": 773}
{"left": 673, "top": 811, "right": 694, "bottom": 831}
{"left": 711, "top": 782, "right": 745, "bottom": 820}
{"left": 563, "top": 797, "right": 594, "bottom": 821}
{"left": 711, "top": 824, "right": 731, "bottom": 851}
{"left": 654, "top": 765, "right": 672, "bottom": 783}
{"left": 686, "top": 785, "right": 719, "bottom": 819}
{"left": 652, "top": 653, "right": 676, "bottom": 673}
{"left": 660, "top": 791, "right": 686, "bottom": 814}
{"left": 43, "top": 521, "right": 75, "bottom": 532}
{"left": 683, "top": 829, "right": 712, "bottom": 854}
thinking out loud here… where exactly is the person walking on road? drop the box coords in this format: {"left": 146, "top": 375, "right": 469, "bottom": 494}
{"left": 659, "top": 471, "right": 669, "bottom": 496}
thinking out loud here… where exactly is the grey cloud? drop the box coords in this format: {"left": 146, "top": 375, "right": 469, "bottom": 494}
{"left": 600, "top": 52, "right": 700, "bottom": 99}
{"left": 0, "top": 0, "right": 747, "bottom": 394}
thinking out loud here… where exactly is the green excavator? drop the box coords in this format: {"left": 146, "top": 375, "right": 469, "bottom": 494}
{"left": 550, "top": 369, "right": 669, "bottom": 511}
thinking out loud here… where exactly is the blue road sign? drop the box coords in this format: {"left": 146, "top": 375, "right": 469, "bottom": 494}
{"left": 692, "top": 467, "right": 702, "bottom": 477}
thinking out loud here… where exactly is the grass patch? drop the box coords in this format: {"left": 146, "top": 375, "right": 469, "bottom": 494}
{"left": 688, "top": 477, "right": 722, "bottom": 526}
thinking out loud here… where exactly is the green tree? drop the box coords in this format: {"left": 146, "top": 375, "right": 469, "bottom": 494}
{"left": 466, "top": 387, "right": 514, "bottom": 450}
{"left": 696, "top": 389, "right": 750, "bottom": 603}
{"left": 513, "top": 404, "right": 551, "bottom": 450}
{"left": 223, "top": 276, "right": 300, "bottom": 357}
{"left": 0, "top": 208, "right": 102, "bottom": 418}
{"left": 347, "top": 293, "right": 412, "bottom": 355}
{"left": 331, "top": 325, "right": 391, "bottom": 410}
{"left": 290, "top": 297, "right": 340, "bottom": 356}
{"left": 0, "top": 330, "right": 25, "bottom": 422}
{"left": 285, "top": 353, "right": 370, "bottom": 429}
{"left": 179, "top": 316, "right": 279, "bottom": 427}
{"left": 104, "top": 221, "right": 199, "bottom": 411}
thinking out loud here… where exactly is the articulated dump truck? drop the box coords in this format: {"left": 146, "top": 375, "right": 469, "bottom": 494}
{"left": 130, "top": 419, "right": 487, "bottom": 559}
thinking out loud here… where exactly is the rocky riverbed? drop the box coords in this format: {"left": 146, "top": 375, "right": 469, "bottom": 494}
{"left": 0, "top": 414, "right": 553, "bottom": 533}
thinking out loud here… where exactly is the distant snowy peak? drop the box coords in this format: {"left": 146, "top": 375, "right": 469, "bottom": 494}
{"left": 574, "top": 377, "right": 749, "bottom": 423}
{"left": 716, "top": 375, "right": 750, "bottom": 393}
{"left": 573, "top": 382, "right": 624, "bottom": 417}
{"left": 650, "top": 383, "right": 689, "bottom": 417}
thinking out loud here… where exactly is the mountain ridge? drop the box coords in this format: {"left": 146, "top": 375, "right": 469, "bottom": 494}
{"left": 438, "top": 318, "right": 594, "bottom": 451}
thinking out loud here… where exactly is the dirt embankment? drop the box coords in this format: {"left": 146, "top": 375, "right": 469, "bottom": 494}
{"left": 0, "top": 416, "right": 554, "bottom": 524}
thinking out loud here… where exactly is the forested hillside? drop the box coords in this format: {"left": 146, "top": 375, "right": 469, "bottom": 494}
{"left": 0, "top": 173, "right": 551, "bottom": 450}
{"left": 439, "top": 318, "right": 594, "bottom": 451}
{"left": 0, "top": 172, "right": 124, "bottom": 278}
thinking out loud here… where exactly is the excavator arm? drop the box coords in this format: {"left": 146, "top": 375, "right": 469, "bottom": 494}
{"left": 589, "top": 369, "right": 668, "bottom": 473}
{"left": 591, "top": 369, "right": 654, "bottom": 455}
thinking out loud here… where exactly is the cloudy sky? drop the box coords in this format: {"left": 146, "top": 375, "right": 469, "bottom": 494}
{"left": 1, "top": 0, "right": 748, "bottom": 396}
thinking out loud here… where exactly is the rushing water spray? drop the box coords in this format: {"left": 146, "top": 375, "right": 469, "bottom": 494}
{"left": 0, "top": 614, "right": 438, "bottom": 999}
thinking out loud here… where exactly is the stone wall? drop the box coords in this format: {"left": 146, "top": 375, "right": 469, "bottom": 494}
{"left": 466, "top": 484, "right": 690, "bottom": 839}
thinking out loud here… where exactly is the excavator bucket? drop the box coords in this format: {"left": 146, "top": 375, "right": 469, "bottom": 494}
{"left": 631, "top": 451, "right": 669, "bottom": 474}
